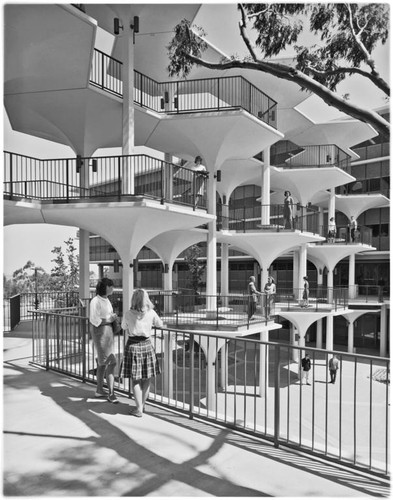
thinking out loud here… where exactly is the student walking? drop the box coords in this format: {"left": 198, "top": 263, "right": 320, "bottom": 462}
{"left": 328, "top": 354, "right": 339, "bottom": 384}
{"left": 264, "top": 276, "right": 276, "bottom": 319}
{"left": 301, "top": 276, "right": 310, "bottom": 308}
{"left": 301, "top": 353, "right": 312, "bottom": 385}
{"left": 89, "top": 277, "right": 119, "bottom": 403}
{"left": 122, "top": 289, "right": 163, "bottom": 417}
{"left": 247, "top": 275, "right": 262, "bottom": 320}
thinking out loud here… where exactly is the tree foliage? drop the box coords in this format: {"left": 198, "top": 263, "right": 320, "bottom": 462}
{"left": 184, "top": 244, "right": 206, "bottom": 294}
{"left": 167, "top": 3, "right": 390, "bottom": 138}
{"left": 51, "top": 237, "right": 79, "bottom": 292}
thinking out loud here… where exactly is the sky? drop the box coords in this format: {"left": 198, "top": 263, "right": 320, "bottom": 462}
{"left": 2, "top": 2, "right": 390, "bottom": 277}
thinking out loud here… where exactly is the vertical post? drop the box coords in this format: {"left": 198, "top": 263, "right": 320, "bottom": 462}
{"left": 101, "top": 51, "right": 105, "bottom": 90}
{"left": 82, "top": 318, "right": 87, "bottom": 382}
{"left": 9, "top": 153, "right": 13, "bottom": 199}
{"left": 66, "top": 159, "right": 70, "bottom": 202}
{"left": 45, "top": 314, "right": 50, "bottom": 371}
{"left": 274, "top": 344, "right": 281, "bottom": 448}
{"left": 189, "top": 333, "right": 195, "bottom": 419}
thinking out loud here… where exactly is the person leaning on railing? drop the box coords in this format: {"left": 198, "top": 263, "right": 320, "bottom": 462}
{"left": 89, "top": 277, "right": 120, "bottom": 404}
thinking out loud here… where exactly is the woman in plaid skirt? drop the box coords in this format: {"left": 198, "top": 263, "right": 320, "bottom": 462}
{"left": 121, "top": 289, "right": 163, "bottom": 417}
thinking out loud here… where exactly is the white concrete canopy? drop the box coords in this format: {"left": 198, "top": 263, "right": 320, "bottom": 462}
{"left": 217, "top": 230, "right": 324, "bottom": 270}
{"left": 270, "top": 167, "right": 355, "bottom": 206}
{"left": 332, "top": 194, "right": 389, "bottom": 220}
{"left": 341, "top": 310, "right": 380, "bottom": 324}
{"left": 216, "top": 158, "right": 263, "bottom": 201}
{"left": 277, "top": 309, "right": 344, "bottom": 337}
{"left": 308, "top": 243, "right": 376, "bottom": 272}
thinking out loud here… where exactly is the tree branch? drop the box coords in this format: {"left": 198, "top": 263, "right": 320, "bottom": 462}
{"left": 185, "top": 52, "right": 390, "bottom": 138}
{"left": 345, "top": 4, "right": 376, "bottom": 72}
{"left": 238, "top": 3, "right": 258, "bottom": 61}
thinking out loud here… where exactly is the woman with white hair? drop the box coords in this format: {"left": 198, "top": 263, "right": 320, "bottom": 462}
{"left": 122, "top": 289, "right": 163, "bottom": 417}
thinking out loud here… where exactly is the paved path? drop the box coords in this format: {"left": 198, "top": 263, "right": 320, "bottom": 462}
{"left": 3, "top": 328, "right": 390, "bottom": 497}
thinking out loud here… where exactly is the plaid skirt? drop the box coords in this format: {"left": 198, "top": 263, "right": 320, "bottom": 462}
{"left": 123, "top": 336, "right": 161, "bottom": 380}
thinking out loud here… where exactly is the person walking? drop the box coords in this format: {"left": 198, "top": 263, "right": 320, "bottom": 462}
{"left": 301, "top": 276, "right": 310, "bottom": 308}
{"left": 301, "top": 353, "right": 312, "bottom": 385}
{"left": 283, "top": 190, "right": 294, "bottom": 229}
{"left": 328, "top": 354, "right": 339, "bottom": 384}
{"left": 264, "top": 276, "right": 276, "bottom": 319}
{"left": 327, "top": 217, "right": 336, "bottom": 243}
{"left": 122, "top": 289, "right": 163, "bottom": 417}
{"left": 89, "top": 277, "right": 119, "bottom": 403}
{"left": 247, "top": 275, "right": 263, "bottom": 320}
{"left": 349, "top": 215, "right": 358, "bottom": 242}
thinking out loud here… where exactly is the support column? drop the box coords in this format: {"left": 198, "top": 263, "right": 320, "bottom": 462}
{"left": 221, "top": 243, "right": 229, "bottom": 307}
{"left": 121, "top": 258, "right": 134, "bottom": 317}
{"left": 163, "top": 331, "right": 174, "bottom": 399}
{"left": 347, "top": 320, "right": 354, "bottom": 354}
{"left": 164, "top": 153, "right": 173, "bottom": 202}
{"left": 348, "top": 253, "right": 356, "bottom": 299}
{"left": 316, "top": 319, "right": 323, "bottom": 349}
{"left": 318, "top": 207, "right": 324, "bottom": 236}
{"left": 298, "top": 244, "right": 307, "bottom": 301}
{"left": 122, "top": 25, "right": 135, "bottom": 194}
{"left": 206, "top": 165, "right": 217, "bottom": 316}
{"left": 290, "top": 324, "right": 298, "bottom": 362}
{"left": 326, "top": 315, "right": 334, "bottom": 352}
{"left": 220, "top": 341, "right": 228, "bottom": 390}
{"left": 79, "top": 229, "right": 90, "bottom": 300}
{"left": 163, "top": 263, "right": 173, "bottom": 313}
{"left": 261, "top": 147, "right": 271, "bottom": 225}
{"left": 204, "top": 340, "right": 217, "bottom": 412}
{"left": 293, "top": 250, "right": 299, "bottom": 296}
{"left": 380, "top": 304, "right": 387, "bottom": 357}
{"left": 259, "top": 329, "right": 269, "bottom": 397}
{"left": 328, "top": 187, "right": 336, "bottom": 220}
{"left": 327, "top": 268, "right": 334, "bottom": 303}
{"left": 298, "top": 331, "right": 306, "bottom": 379}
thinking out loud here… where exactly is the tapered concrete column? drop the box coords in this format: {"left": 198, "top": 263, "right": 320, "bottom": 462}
{"left": 259, "top": 329, "right": 269, "bottom": 397}
{"left": 261, "top": 147, "right": 271, "bottom": 225}
{"left": 318, "top": 207, "right": 324, "bottom": 236}
{"left": 348, "top": 253, "right": 356, "bottom": 299}
{"left": 327, "top": 268, "right": 334, "bottom": 303}
{"left": 122, "top": 26, "right": 135, "bottom": 193}
{"left": 220, "top": 243, "right": 229, "bottom": 307}
{"left": 164, "top": 153, "right": 173, "bottom": 202}
{"left": 219, "top": 341, "right": 228, "bottom": 390}
{"left": 78, "top": 229, "right": 90, "bottom": 300}
{"left": 326, "top": 315, "right": 334, "bottom": 352}
{"left": 290, "top": 324, "right": 298, "bottom": 362}
{"left": 298, "top": 245, "right": 307, "bottom": 300}
{"left": 380, "top": 304, "right": 387, "bottom": 357}
{"left": 328, "top": 188, "right": 335, "bottom": 221}
{"left": 293, "top": 251, "right": 299, "bottom": 295}
{"left": 121, "top": 259, "right": 134, "bottom": 315}
{"left": 206, "top": 167, "right": 217, "bottom": 315}
{"left": 261, "top": 267, "right": 269, "bottom": 293}
{"left": 316, "top": 319, "right": 323, "bottom": 349}
{"left": 163, "top": 331, "right": 174, "bottom": 399}
{"left": 163, "top": 263, "right": 173, "bottom": 312}
{"left": 347, "top": 320, "right": 354, "bottom": 354}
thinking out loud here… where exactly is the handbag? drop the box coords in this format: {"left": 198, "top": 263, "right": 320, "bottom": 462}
{"left": 112, "top": 317, "right": 122, "bottom": 334}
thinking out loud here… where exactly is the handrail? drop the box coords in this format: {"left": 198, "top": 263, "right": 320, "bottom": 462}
{"left": 271, "top": 143, "right": 351, "bottom": 171}
{"left": 89, "top": 49, "right": 278, "bottom": 128}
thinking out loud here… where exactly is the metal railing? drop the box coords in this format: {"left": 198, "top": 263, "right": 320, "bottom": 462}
{"left": 89, "top": 49, "right": 277, "bottom": 128}
{"left": 31, "top": 309, "right": 390, "bottom": 476}
{"left": 3, "top": 152, "right": 207, "bottom": 209}
{"left": 275, "top": 287, "right": 348, "bottom": 312}
{"left": 217, "top": 204, "right": 320, "bottom": 234}
{"left": 319, "top": 225, "right": 373, "bottom": 245}
{"left": 272, "top": 144, "right": 350, "bottom": 171}
{"left": 336, "top": 179, "right": 390, "bottom": 199}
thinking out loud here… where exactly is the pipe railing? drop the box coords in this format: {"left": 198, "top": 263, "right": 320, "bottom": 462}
{"left": 3, "top": 151, "right": 207, "bottom": 209}
{"left": 319, "top": 225, "right": 373, "bottom": 245}
{"left": 272, "top": 144, "right": 351, "bottom": 171}
{"left": 31, "top": 309, "right": 390, "bottom": 476}
{"left": 275, "top": 287, "right": 348, "bottom": 311}
{"left": 217, "top": 204, "right": 320, "bottom": 233}
{"left": 89, "top": 49, "right": 277, "bottom": 128}
{"left": 336, "top": 179, "right": 390, "bottom": 199}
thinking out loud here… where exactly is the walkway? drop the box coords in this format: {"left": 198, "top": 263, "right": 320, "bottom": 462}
{"left": 3, "top": 324, "right": 390, "bottom": 497}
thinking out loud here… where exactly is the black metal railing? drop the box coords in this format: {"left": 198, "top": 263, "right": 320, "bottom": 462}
{"left": 319, "top": 225, "right": 373, "bottom": 245}
{"left": 336, "top": 178, "right": 390, "bottom": 199}
{"left": 3, "top": 152, "right": 207, "bottom": 209}
{"left": 217, "top": 204, "right": 320, "bottom": 234}
{"left": 89, "top": 49, "right": 277, "bottom": 128}
{"left": 275, "top": 287, "right": 348, "bottom": 311}
{"left": 31, "top": 309, "right": 390, "bottom": 476}
{"left": 272, "top": 144, "right": 350, "bottom": 171}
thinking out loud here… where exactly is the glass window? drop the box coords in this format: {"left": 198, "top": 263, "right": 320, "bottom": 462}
{"left": 350, "top": 163, "right": 366, "bottom": 178}
{"left": 366, "top": 161, "right": 381, "bottom": 178}
{"left": 381, "top": 160, "right": 390, "bottom": 176}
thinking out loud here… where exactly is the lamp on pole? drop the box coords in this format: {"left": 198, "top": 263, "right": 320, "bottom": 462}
{"left": 34, "top": 268, "right": 39, "bottom": 310}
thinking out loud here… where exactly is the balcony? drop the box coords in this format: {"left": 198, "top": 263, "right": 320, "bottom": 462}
{"left": 271, "top": 143, "right": 351, "bottom": 171}
{"left": 318, "top": 225, "right": 373, "bottom": 246}
{"left": 3, "top": 151, "right": 207, "bottom": 209}
{"left": 90, "top": 49, "right": 277, "bottom": 129}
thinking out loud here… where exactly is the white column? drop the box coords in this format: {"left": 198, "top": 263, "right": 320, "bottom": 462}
{"left": 348, "top": 253, "right": 356, "bottom": 299}
{"left": 318, "top": 207, "right": 324, "bottom": 236}
{"left": 261, "top": 147, "right": 271, "bottom": 225}
{"left": 259, "top": 329, "right": 269, "bottom": 397}
{"left": 327, "top": 268, "right": 334, "bottom": 303}
{"left": 380, "top": 304, "right": 387, "bottom": 357}
{"left": 78, "top": 229, "right": 90, "bottom": 300}
{"left": 164, "top": 153, "right": 173, "bottom": 202}
{"left": 293, "top": 250, "right": 299, "bottom": 296}
{"left": 121, "top": 259, "right": 134, "bottom": 316}
{"left": 347, "top": 320, "right": 354, "bottom": 354}
{"left": 328, "top": 188, "right": 335, "bottom": 220}
{"left": 298, "top": 245, "right": 307, "bottom": 300}
{"left": 290, "top": 324, "right": 298, "bottom": 362}
{"left": 163, "top": 263, "right": 173, "bottom": 313}
{"left": 163, "top": 331, "right": 174, "bottom": 399}
{"left": 220, "top": 243, "right": 229, "bottom": 307}
{"left": 316, "top": 319, "right": 323, "bottom": 349}
{"left": 326, "top": 315, "right": 334, "bottom": 352}
{"left": 206, "top": 165, "right": 217, "bottom": 316}
{"left": 220, "top": 341, "right": 228, "bottom": 390}
{"left": 298, "top": 331, "right": 306, "bottom": 379}
{"left": 205, "top": 340, "right": 217, "bottom": 412}
{"left": 122, "top": 26, "right": 135, "bottom": 194}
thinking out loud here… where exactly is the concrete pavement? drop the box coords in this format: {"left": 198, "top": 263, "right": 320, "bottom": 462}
{"left": 2, "top": 327, "right": 390, "bottom": 497}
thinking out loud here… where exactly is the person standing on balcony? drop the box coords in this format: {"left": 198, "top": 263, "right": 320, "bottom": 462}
{"left": 264, "top": 276, "right": 276, "bottom": 319}
{"left": 349, "top": 215, "right": 358, "bottom": 242}
{"left": 283, "top": 191, "right": 294, "bottom": 229}
{"left": 122, "top": 289, "right": 163, "bottom": 417}
{"left": 89, "top": 277, "right": 119, "bottom": 403}
{"left": 327, "top": 217, "right": 336, "bottom": 243}
{"left": 247, "top": 275, "right": 262, "bottom": 320}
{"left": 180, "top": 155, "right": 207, "bottom": 207}
{"left": 301, "top": 353, "right": 312, "bottom": 385}
{"left": 328, "top": 354, "right": 340, "bottom": 384}
{"left": 301, "top": 276, "right": 310, "bottom": 308}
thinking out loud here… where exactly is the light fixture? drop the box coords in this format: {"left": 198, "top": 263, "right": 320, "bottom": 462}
{"left": 92, "top": 159, "right": 98, "bottom": 173}
{"left": 114, "top": 17, "right": 123, "bottom": 35}
{"left": 76, "top": 155, "right": 83, "bottom": 174}
{"left": 113, "top": 259, "right": 119, "bottom": 273}
{"left": 214, "top": 170, "right": 222, "bottom": 182}
{"left": 130, "top": 16, "right": 139, "bottom": 33}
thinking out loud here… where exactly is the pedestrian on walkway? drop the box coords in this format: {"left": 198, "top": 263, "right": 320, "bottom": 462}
{"left": 122, "top": 289, "right": 163, "bottom": 417}
{"left": 301, "top": 276, "right": 310, "bottom": 308}
{"left": 264, "top": 276, "right": 276, "bottom": 319}
{"left": 301, "top": 353, "right": 312, "bottom": 385}
{"left": 89, "top": 277, "right": 119, "bottom": 403}
{"left": 247, "top": 275, "right": 263, "bottom": 320}
{"left": 328, "top": 354, "right": 339, "bottom": 384}
{"left": 283, "top": 190, "right": 295, "bottom": 229}
{"left": 349, "top": 215, "right": 358, "bottom": 242}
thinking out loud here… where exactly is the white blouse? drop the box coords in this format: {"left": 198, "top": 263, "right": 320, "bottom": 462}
{"left": 122, "top": 308, "right": 163, "bottom": 338}
{"left": 89, "top": 295, "right": 113, "bottom": 327}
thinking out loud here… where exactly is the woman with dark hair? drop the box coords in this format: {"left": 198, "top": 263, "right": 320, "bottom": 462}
{"left": 301, "top": 276, "right": 310, "bottom": 308}
{"left": 283, "top": 191, "right": 294, "bottom": 229}
{"left": 122, "top": 289, "right": 163, "bottom": 417}
{"left": 89, "top": 277, "right": 119, "bottom": 403}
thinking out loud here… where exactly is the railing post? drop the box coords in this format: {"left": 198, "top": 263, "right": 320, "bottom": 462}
{"left": 81, "top": 318, "right": 87, "bottom": 382}
{"left": 118, "top": 156, "right": 122, "bottom": 199}
{"left": 189, "top": 332, "right": 195, "bottom": 419}
{"left": 101, "top": 51, "right": 105, "bottom": 91}
{"left": 9, "top": 153, "right": 13, "bottom": 199}
{"left": 161, "top": 161, "right": 165, "bottom": 204}
{"left": 45, "top": 314, "right": 50, "bottom": 371}
{"left": 217, "top": 78, "right": 220, "bottom": 111}
{"left": 274, "top": 343, "right": 281, "bottom": 448}
{"left": 66, "top": 159, "right": 70, "bottom": 202}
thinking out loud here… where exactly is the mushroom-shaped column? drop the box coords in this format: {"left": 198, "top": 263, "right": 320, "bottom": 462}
{"left": 198, "top": 335, "right": 227, "bottom": 413}
{"left": 342, "top": 310, "right": 381, "bottom": 354}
